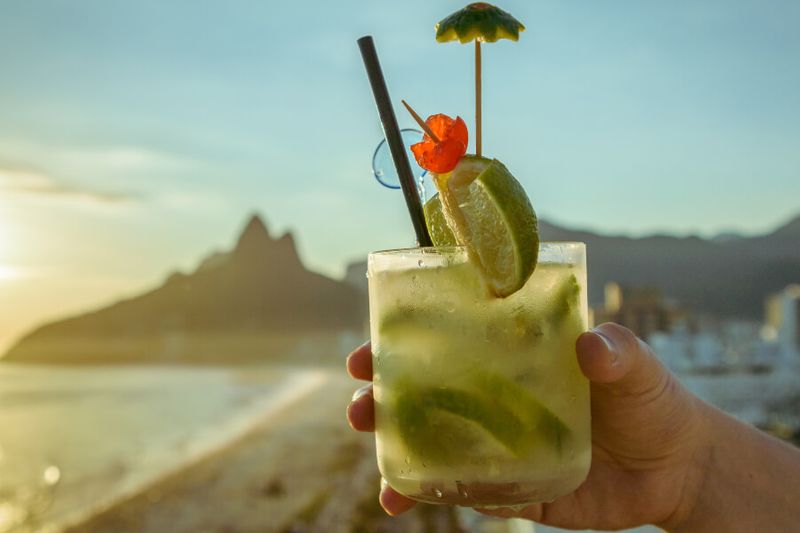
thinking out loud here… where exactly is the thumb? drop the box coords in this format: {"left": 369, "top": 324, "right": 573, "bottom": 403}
{"left": 576, "top": 322, "right": 668, "bottom": 397}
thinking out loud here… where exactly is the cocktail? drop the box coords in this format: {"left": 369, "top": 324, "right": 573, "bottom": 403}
{"left": 369, "top": 243, "right": 590, "bottom": 506}
{"left": 358, "top": 3, "right": 591, "bottom": 508}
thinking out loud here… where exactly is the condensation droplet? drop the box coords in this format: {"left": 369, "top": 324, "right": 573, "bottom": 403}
{"left": 433, "top": 488, "right": 443, "bottom": 498}
{"left": 404, "top": 456, "right": 411, "bottom": 465}
{"left": 417, "top": 259, "right": 424, "bottom": 267}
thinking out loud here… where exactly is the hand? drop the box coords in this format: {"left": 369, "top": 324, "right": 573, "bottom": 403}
{"left": 346, "top": 323, "right": 711, "bottom": 528}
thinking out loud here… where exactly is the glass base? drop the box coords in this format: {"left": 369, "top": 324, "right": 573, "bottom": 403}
{"left": 386, "top": 464, "right": 590, "bottom": 508}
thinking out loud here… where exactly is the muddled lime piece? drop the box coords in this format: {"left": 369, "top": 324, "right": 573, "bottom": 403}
{"left": 392, "top": 372, "right": 569, "bottom": 463}
{"left": 471, "top": 372, "right": 569, "bottom": 453}
{"left": 431, "top": 155, "right": 539, "bottom": 297}
{"left": 394, "top": 383, "right": 526, "bottom": 463}
{"left": 423, "top": 194, "right": 458, "bottom": 246}
{"left": 548, "top": 274, "right": 581, "bottom": 325}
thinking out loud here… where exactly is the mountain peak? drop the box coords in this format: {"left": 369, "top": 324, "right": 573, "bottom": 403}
{"left": 231, "top": 214, "right": 302, "bottom": 268}
{"left": 234, "top": 214, "right": 271, "bottom": 254}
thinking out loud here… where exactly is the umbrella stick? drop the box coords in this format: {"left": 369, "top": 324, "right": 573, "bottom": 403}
{"left": 401, "top": 100, "right": 441, "bottom": 143}
{"left": 475, "top": 40, "right": 482, "bottom": 157}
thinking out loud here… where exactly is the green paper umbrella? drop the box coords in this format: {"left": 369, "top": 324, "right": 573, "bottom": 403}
{"left": 435, "top": 3, "right": 525, "bottom": 156}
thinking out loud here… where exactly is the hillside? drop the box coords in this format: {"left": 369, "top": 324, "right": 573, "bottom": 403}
{"left": 4, "top": 215, "right": 366, "bottom": 364}
{"left": 6, "top": 211, "right": 799, "bottom": 364}
{"left": 346, "top": 214, "right": 800, "bottom": 319}
{"left": 539, "top": 214, "right": 800, "bottom": 318}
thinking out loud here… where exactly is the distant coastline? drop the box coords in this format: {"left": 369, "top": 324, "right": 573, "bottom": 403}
{"left": 2, "top": 329, "right": 363, "bottom": 366}
{"left": 3, "top": 214, "right": 367, "bottom": 365}
{"left": 5, "top": 211, "right": 799, "bottom": 365}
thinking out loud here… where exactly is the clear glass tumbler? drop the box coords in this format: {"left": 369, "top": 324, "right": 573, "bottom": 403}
{"left": 367, "top": 242, "right": 591, "bottom": 507}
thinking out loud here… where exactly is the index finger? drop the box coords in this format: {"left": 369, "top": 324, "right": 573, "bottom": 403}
{"left": 346, "top": 341, "right": 373, "bottom": 381}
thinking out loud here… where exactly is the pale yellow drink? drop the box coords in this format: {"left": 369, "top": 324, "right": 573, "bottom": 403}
{"left": 368, "top": 242, "right": 591, "bottom": 507}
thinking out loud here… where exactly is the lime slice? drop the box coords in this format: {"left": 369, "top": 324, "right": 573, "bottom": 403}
{"left": 423, "top": 194, "right": 458, "bottom": 246}
{"left": 548, "top": 274, "right": 581, "bottom": 326}
{"left": 430, "top": 155, "right": 539, "bottom": 297}
{"left": 396, "top": 403, "right": 515, "bottom": 466}
{"left": 471, "top": 372, "right": 569, "bottom": 453}
{"left": 392, "top": 372, "right": 570, "bottom": 463}
{"left": 394, "top": 384, "right": 527, "bottom": 463}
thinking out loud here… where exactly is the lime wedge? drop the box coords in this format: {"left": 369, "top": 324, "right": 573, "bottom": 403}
{"left": 471, "top": 372, "right": 569, "bottom": 453}
{"left": 392, "top": 372, "right": 570, "bottom": 463}
{"left": 423, "top": 194, "right": 458, "bottom": 246}
{"left": 548, "top": 274, "right": 581, "bottom": 326}
{"left": 430, "top": 155, "right": 539, "bottom": 297}
{"left": 394, "top": 384, "right": 527, "bottom": 462}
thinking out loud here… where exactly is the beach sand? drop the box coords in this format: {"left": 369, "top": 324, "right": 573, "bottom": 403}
{"left": 63, "top": 369, "right": 469, "bottom": 533}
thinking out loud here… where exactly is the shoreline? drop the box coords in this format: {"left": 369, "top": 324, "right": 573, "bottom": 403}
{"left": 46, "top": 368, "right": 329, "bottom": 533}
{"left": 60, "top": 372, "right": 467, "bottom": 533}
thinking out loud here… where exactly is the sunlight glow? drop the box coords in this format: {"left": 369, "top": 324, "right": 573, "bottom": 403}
{"left": 0, "top": 214, "right": 13, "bottom": 265}
{"left": 0, "top": 264, "right": 23, "bottom": 282}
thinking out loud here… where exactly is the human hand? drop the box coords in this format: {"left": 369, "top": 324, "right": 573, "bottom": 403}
{"left": 346, "top": 323, "right": 711, "bottom": 529}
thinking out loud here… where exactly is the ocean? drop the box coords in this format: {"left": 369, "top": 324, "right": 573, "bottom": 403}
{"left": 0, "top": 363, "right": 327, "bottom": 533}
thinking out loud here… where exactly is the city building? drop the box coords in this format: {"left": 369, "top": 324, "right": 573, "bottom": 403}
{"left": 776, "top": 284, "right": 800, "bottom": 358}
{"left": 592, "top": 282, "right": 679, "bottom": 341}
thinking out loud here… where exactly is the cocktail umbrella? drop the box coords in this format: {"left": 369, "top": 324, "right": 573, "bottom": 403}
{"left": 435, "top": 3, "right": 525, "bottom": 157}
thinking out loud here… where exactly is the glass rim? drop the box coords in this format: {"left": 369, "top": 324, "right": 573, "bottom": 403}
{"left": 369, "top": 241, "right": 585, "bottom": 257}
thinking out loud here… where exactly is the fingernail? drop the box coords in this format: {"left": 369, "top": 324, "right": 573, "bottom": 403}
{"left": 352, "top": 384, "right": 372, "bottom": 402}
{"left": 592, "top": 328, "right": 620, "bottom": 366}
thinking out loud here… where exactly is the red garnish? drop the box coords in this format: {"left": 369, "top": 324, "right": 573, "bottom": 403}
{"left": 410, "top": 114, "right": 468, "bottom": 173}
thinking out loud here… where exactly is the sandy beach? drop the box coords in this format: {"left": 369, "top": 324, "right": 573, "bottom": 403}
{"left": 62, "top": 368, "right": 469, "bottom": 533}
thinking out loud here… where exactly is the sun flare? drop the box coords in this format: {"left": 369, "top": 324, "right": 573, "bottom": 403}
{"left": 0, "top": 218, "right": 22, "bottom": 281}
{"left": 0, "top": 264, "right": 22, "bottom": 282}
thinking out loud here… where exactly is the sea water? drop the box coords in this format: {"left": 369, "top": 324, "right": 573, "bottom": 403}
{"left": 0, "top": 363, "right": 321, "bottom": 533}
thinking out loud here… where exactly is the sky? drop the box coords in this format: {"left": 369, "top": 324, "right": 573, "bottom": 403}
{"left": 1, "top": 0, "right": 799, "bottom": 352}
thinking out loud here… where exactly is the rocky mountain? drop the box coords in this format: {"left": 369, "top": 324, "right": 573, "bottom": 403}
{"left": 543, "top": 214, "right": 800, "bottom": 318}
{"left": 346, "top": 213, "right": 800, "bottom": 320}
{"left": 6, "top": 211, "right": 798, "bottom": 364}
{"left": 4, "top": 215, "right": 366, "bottom": 364}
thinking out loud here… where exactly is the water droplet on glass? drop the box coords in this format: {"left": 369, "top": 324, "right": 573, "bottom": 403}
{"left": 433, "top": 488, "right": 443, "bottom": 498}
{"left": 417, "top": 259, "right": 424, "bottom": 267}
{"left": 43, "top": 465, "right": 61, "bottom": 486}
{"left": 456, "top": 481, "right": 469, "bottom": 499}
{"left": 404, "top": 456, "right": 411, "bottom": 465}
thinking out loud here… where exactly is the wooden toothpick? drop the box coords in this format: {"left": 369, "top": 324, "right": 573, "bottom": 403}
{"left": 401, "top": 100, "right": 441, "bottom": 143}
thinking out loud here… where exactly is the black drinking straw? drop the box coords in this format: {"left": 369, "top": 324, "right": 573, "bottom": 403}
{"left": 358, "top": 36, "right": 433, "bottom": 247}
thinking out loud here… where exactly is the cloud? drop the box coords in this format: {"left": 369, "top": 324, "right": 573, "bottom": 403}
{"left": 0, "top": 166, "right": 142, "bottom": 205}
